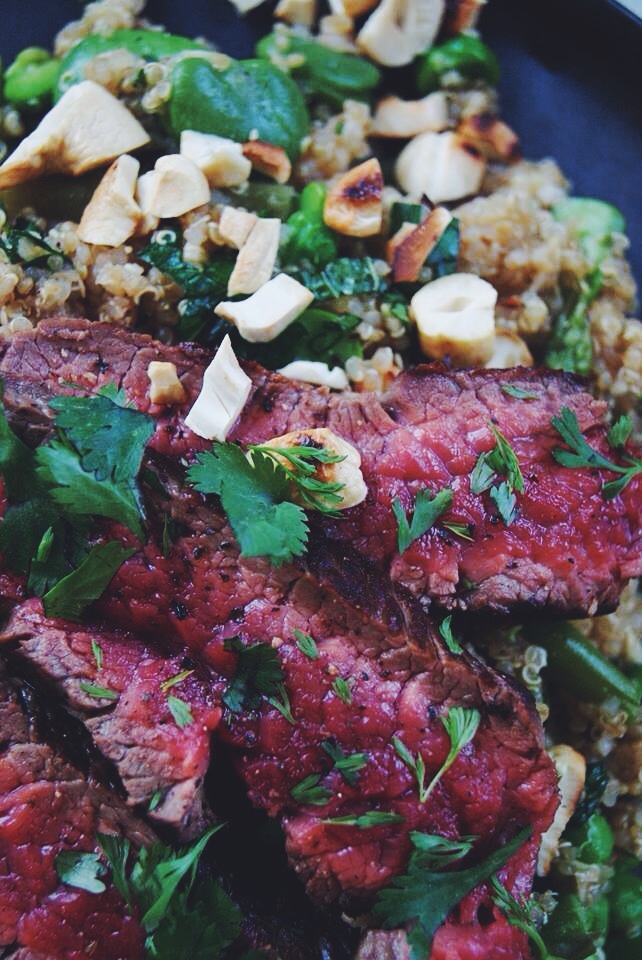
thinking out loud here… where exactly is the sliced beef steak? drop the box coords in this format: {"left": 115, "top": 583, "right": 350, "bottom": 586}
{"left": 0, "top": 660, "right": 149, "bottom": 959}
{"left": 0, "top": 599, "right": 222, "bottom": 838}
{"left": 1, "top": 317, "right": 639, "bottom": 618}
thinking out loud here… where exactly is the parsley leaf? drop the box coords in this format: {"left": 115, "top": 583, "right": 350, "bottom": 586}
{"left": 149, "top": 876, "right": 242, "bottom": 960}
{"left": 322, "top": 811, "right": 405, "bottom": 828}
{"left": 470, "top": 424, "right": 524, "bottom": 525}
{"left": 187, "top": 443, "right": 308, "bottom": 565}
{"left": 56, "top": 850, "right": 107, "bottom": 894}
{"left": 392, "top": 487, "right": 453, "bottom": 554}
{"left": 372, "top": 827, "right": 531, "bottom": 959}
{"left": 489, "top": 480, "right": 517, "bottom": 526}
{"left": 222, "top": 638, "right": 286, "bottom": 713}
{"left": 42, "top": 542, "right": 135, "bottom": 621}
{"left": 291, "top": 773, "right": 332, "bottom": 806}
{"left": 294, "top": 628, "right": 319, "bottom": 659}
{"left": 439, "top": 615, "right": 463, "bottom": 655}
{"left": 321, "top": 739, "right": 367, "bottom": 786}
{"left": 551, "top": 406, "right": 642, "bottom": 499}
{"left": 167, "top": 695, "right": 194, "bottom": 729}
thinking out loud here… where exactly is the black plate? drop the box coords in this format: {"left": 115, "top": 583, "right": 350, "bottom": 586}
{"left": 2, "top": 0, "right": 640, "bottom": 292}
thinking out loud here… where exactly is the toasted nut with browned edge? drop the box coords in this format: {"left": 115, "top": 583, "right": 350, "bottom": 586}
{"left": 395, "top": 130, "right": 485, "bottom": 203}
{"left": 537, "top": 745, "right": 586, "bottom": 876}
{"left": 372, "top": 92, "right": 449, "bottom": 138}
{"left": 442, "top": 0, "right": 485, "bottom": 34}
{"left": 147, "top": 361, "right": 187, "bottom": 406}
{"left": 387, "top": 206, "right": 453, "bottom": 282}
{"left": 77, "top": 154, "right": 141, "bottom": 247}
{"left": 242, "top": 140, "right": 292, "bottom": 184}
{"left": 275, "top": 0, "right": 317, "bottom": 28}
{"left": 410, "top": 272, "right": 497, "bottom": 365}
{"left": 457, "top": 114, "right": 520, "bottom": 162}
{"left": 266, "top": 426, "right": 367, "bottom": 509}
{"left": 324, "top": 157, "right": 383, "bottom": 237}
{"left": 357, "top": 0, "right": 445, "bottom": 67}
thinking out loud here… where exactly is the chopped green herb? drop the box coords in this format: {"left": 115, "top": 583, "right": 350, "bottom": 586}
{"left": 425, "top": 217, "right": 460, "bottom": 279}
{"left": 42, "top": 542, "right": 135, "bottom": 621}
{"left": 248, "top": 441, "right": 346, "bottom": 514}
{"left": 489, "top": 480, "right": 518, "bottom": 526}
{"left": 607, "top": 414, "right": 633, "bottom": 450}
{"left": 187, "top": 442, "right": 308, "bottom": 565}
{"left": 266, "top": 685, "right": 296, "bottom": 725}
{"left": 161, "top": 669, "right": 195, "bottom": 693}
{"left": 293, "top": 256, "right": 386, "bottom": 301}
{"left": 321, "top": 739, "right": 367, "bottom": 786}
{"left": 90, "top": 639, "right": 103, "bottom": 670}
{"left": 55, "top": 849, "right": 107, "bottom": 894}
{"left": 545, "top": 271, "right": 600, "bottom": 376}
{"left": 491, "top": 876, "right": 558, "bottom": 960}
{"left": 0, "top": 221, "right": 71, "bottom": 270}
{"left": 291, "top": 773, "right": 332, "bottom": 806}
{"left": 425, "top": 707, "right": 480, "bottom": 798}
{"left": 501, "top": 384, "right": 540, "bottom": 401}
{"left": 392, "top": 487, "right": 453, "bottom": 554}
{"left": 167, "top": 694, "right": 194, "bottom": 729}
{"left": 372, "top": 827, "right": 530, "bottom": 959}
{"left": 222, "top": 638, "right": 286, "bottom": 713}
{"left": 294, "top": 628, "right": 319, "bottom": 660}
{"left": 332, "top": 676, "right": 353, "bottom": 704}
{"left": 392, "top": 735, "right": 428, "bottom": 803}
{"left": 441, "top": 520, "right": 474, "bottom": 541}
{"left": 322, "top": 811, "right": 405, "bottom": 828}
{"left": 79, "top": 680, "right": 119, "bottom": 702}
{"left": 148, "top": 790, "right": 162, "bottom": 812}
{"left": 551, "top": 406, "right": 642, "bottom": 499}
{"left": 470, "top": 424, "right": 523, "bottom": 526}
{"left": 439, "top": 615, "right": 463, "bottom": 655}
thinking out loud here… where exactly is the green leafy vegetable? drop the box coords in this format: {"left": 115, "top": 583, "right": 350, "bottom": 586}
{"left": 78, "top": 680, "right": 119, "bottom": 702}
{"left": 167, "top": 694, "right": 194, "bottom": 729}
{"left": 291, "top": 773, "right": 332, "bottom": 806}
{"left": 294, "top": 628, "right": 319, "bottom": 660}
{"left": 372, "top": 827, "right": 530, "bottom": 959}
{"left": 501, "top": 384, "right": 540, "bottom": 401}
{"left": 321, "top": 739, "right": 367, "bottom": 786}
{"left": 293, "top": 257, "right": 386, "bottom": 301}
{"left": 322, "top": 811, "right": 405, "bottom": 829}
{"left": 187, "top": 442, "right": 308, "bottom": 565}
{"left": 439, "top": 616, "right": 463, "bottom": 655}
{"left": 0, "top": 220, "right": 70, "bottom": 270}
{"left": 551, "top": 406, "right": 642, "bottom": 499}
{"left": 392, "top": 487, "right": 453, "bottom": 554}
{"left": 56, "top": 850, "right": 107, "bottom": 894}
{"left": 222, "top": 638, "right": 286, "bottom": 714}
{"left": 425, "top": 218, "right": 460, "bottom": 279}
{"left": 42, "top": 542, "right": 135, "bottom": 621}
{"left": 332, "top": 676, "right": 353, "bottom": 704}
{"left": 470, "top": 424, "right": 524, "bottom": 525}
{"left": 491, "top": 876, "right": 559, "bottom": 960}
{"left": 280, "top": 182, "right": 338, "bottom": 268}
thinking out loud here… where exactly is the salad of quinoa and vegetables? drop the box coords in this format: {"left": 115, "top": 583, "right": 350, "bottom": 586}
{"left": 0, "top": 2, "right": 639, "bottom": 960}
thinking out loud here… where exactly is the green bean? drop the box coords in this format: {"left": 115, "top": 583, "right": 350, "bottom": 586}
{"left": 4, "top": 47, "right": 60, "bottom": 107}
{"left": 416, "top": 35, "right": 500, "bottom": 95}
{"left": 523, "top": 622, "right": 641, "bottom": 719}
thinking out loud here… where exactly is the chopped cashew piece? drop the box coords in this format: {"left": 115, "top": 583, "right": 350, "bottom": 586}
{"left": 267, "top": 427, "right": 367, "bottom": 509}
{"left": 537, "top": 745, "right": 586, "bottom": 876}
{"left": 216, "top": 273, "right": 314, "bottom": 343}
{"left": 226, "top": 0, "right": 268, "bottom": 11}
{"left": 484, "top": 331, "right": 533, "bottom": 369}
{"left": 275, "top": 0, "right": 317, "bottom": 29}
{"left": 387, "top": 205, "right": 453, "bottom": 282}
{"left": 395, "top": 131, "right": 485, "bottom": 204}
{"left": 135, "top": 171, "right": 160, "bottom": 235}
{"left": 372, "top": 92, "right": 450, "bottom": 138}
{"left": 180, "top": 130, "right": 251, "bottom": 188}
{"left": 147, "top": 361, "right": 186, "bottom": 406}
{"left": 77, "top": 155, "right": 141, "bottom": 247}
{"left": 357, "top": 0, "right": 445, "bottom": 67}
{"left": 410, "top": 272, "right": 497, "bottom": 366}
{"left": 278, "top": 360, "right": 349, "bottom": 390}
{"left": 227, "top": 218, "right": 281, "bottom": 296}
{"left": 0, "top": 81, "right": 150, "bottom": 189}
{"left": 218, "top": 206, "right": 258, "bottom": 249}
{"left": 242, "top": 141, "right": 292, "bottom": 184}
{"left": 184, "top": 335, "right": 252, "bottom": 441}
{"left": 443, "top": 0, "right": 485, "bottom": 33}
{"left": 142, "top": 155, "right": 210, "bottom": 219}
{"left": 457, "top": 114, "right": 520, "bottom": 162}
{"left": 324, "top": 158, "right": 383, "bottom": 237}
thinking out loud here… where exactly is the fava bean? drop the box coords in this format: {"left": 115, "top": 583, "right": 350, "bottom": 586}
{"left": 416, "top": 35, "right": 499, "bottom": 95}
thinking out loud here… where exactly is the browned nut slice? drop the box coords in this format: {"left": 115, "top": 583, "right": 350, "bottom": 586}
{"left": 0, "top": 81, "right": 150, "bottom": 189}
{"left": 387, "top": 206, "right": 453, "bottom": 282}
{"left": 242, "top": 141, "right": 292, "bottom": 184}
{"left": 265, "top": 426, "right": 367, "bottom": 509}
{"left": 372, "top": 92, "right": 449, "bottom": 138}
{"left": 537, "top": 745, "right": 586, "bottom": 876}
{"left": 457, "top": 114, "right": 521, "bottom": 162}
{"left": 395, "top": 131, "right": 485, "bottom": 203}
{"left": 180, "top": 130, "right": 251, "bottom": 188}
{"left": 147, "top": 361, "right": 187, "bottom": 405}
{"left": 77, "top": 154, "right": 141, "bottom": 247}
{"left": 323, "top": 157, "right": 384, "bottom": 237}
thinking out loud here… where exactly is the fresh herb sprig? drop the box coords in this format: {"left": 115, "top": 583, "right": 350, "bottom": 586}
{"left": 222, "top": 638, "right": 290, "bottom": 717}
{"left": 393, "top": 707, "right": 480, "bottom": 803}
{"left": 291, "top": 773, "right": 332, "bottom": 806}
{"left": 471, "top": 423, "right": 524, "bottom": 525}
{"left": 551, "top": 406, "right": 642, "bottom": 499}
{"left": 322, "top": 811, "right": 404, "bottom": 829}
{"left": 392, "top": 487, "right": 453, "bottom": 554}
{"left": 491, "top": 876, "right": 561, "bottom": 960}
{"left": 373, "top": 827, "right": 530, "bottom": 959}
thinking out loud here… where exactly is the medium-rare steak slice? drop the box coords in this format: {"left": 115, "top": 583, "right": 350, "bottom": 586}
{"left": 0, "top": 599, "right": 222, "bottom": 838}
{"left": 0, "top": 660, "right": 149, "bottom": 959}
{"left": 1, "top": 317, "right": 638, "bottom": 618}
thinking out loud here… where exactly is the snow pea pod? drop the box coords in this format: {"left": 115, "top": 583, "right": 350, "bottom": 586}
{"left": 167, "top": 57, "right": 309, "bottom": 161}
{"left": 4, "top": 47, "right": 60, "bottom": 107}
{"left": 256, "top": 31, "right": 380, "bottom": 108}
{"left": 524, "top": 621, "right": 641, "bottom": 719}
{"left": 416, "top": 35, "right": 500, "bottom": 94}
{"left": 54, "top": 28, "right": 206, "bottom": 99}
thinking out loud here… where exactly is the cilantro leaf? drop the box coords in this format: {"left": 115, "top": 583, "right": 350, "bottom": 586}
{"left": 470, "top": 424, "right": 524, "bottom": 525}
{"left": 167, "top": 695, "right": 194, "bottom": 729}
{"left": 486, "top": 425, "right": 524, "bottom": 494}
{"left": 55, "top": 850, "right": 107, "bottom": 894}
{"left": 42, "top": 541, "right": 135, "bottom": 621}
{"left": 607, "top": 414, "right": 633, "bottom": 450}
{"left": 321, "top": 739, "right": 367, "bottom": 786}
{"left": 0, "top": 388, "right": 37, "bottom": 497}
{"left": 148, "top": 876, "right": 242, "bottom": 960}
{"left": 551, "top": 406, "right": 642, "bottom": 499}
{"left": 372, "top": 826, "right": 531, "bottom": 959}
{"left": 248, "top": 442, "right": 346, "bottom": 514}
{"left": 187, "top": 443, "right": 309, "bottom": 564}
{"left": 392, "top": 487, "right": 452, "bottom": 554}
{"left": 489, "top": 480, "right": 518, "bottom": 526}
{"left": 294, "top": 628, "right": 319, "bottom": 659}
{"left": 222, "top": 638, "right": 286, "bottom": 713}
